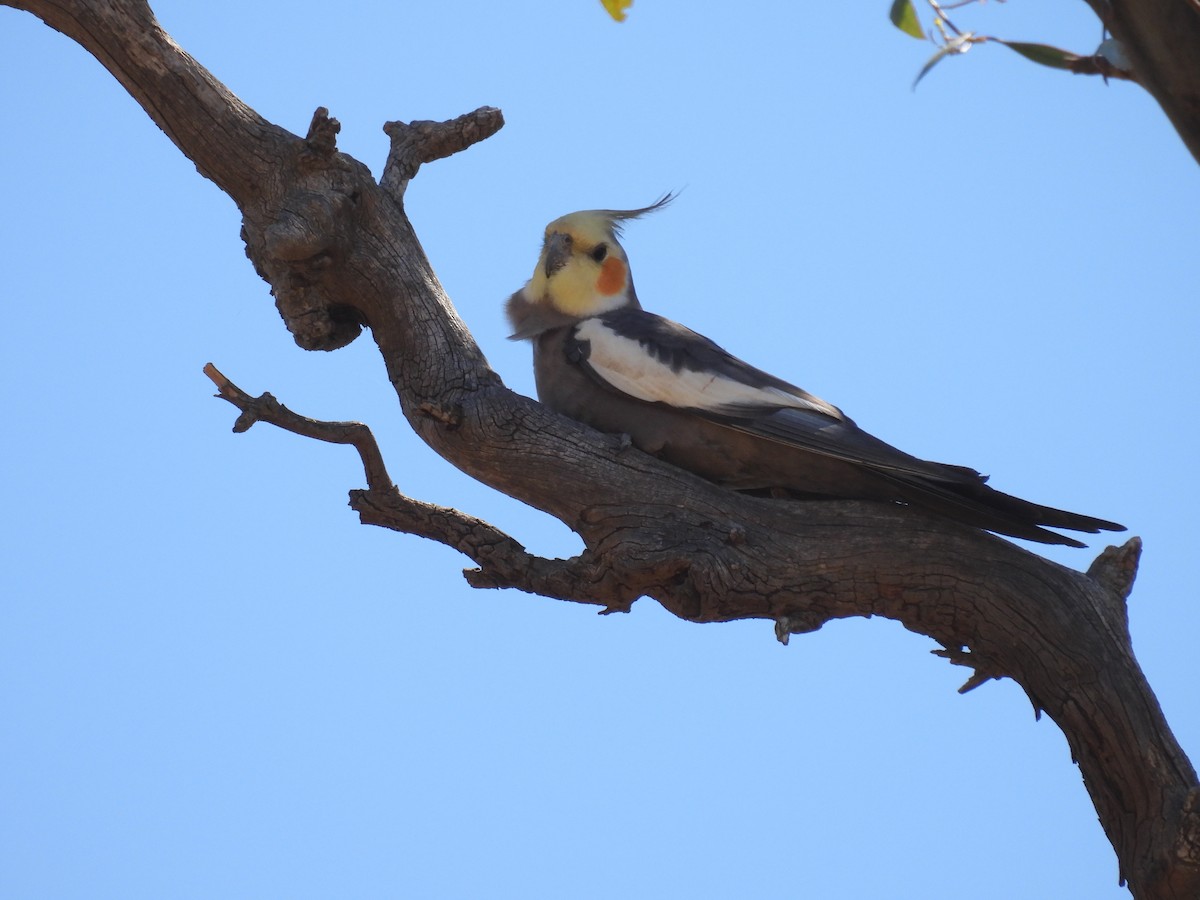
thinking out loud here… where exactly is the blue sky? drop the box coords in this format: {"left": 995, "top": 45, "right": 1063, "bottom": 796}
{"left": 2, "top": 1, "right": 1196, "bottom": 897}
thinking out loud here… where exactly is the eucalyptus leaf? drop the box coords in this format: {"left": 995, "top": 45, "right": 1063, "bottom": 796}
{"left": 600, "top": 0, "right": 632, "bottom": 22}
{"left": 889, "top": 0, "right": 925, "bottom": 40}
{"left": 997, "top": 40, "right": 1080, "bottom": 71}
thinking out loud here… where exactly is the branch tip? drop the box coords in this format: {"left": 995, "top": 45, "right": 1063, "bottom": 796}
{"left": 203, "top": 361, "right": 229, "bottom": 391}
{"left": 205, "top": 365, "right": 393, "bottom": 490}
{"left": 380, "top": 106, "right": 505, "bottom": 201}
{"left": 958, "top": 670, "right": 997, "bottom": 694}
{"left": 1087, "top": 536, "right": 1142, "bottom": 604}
{"left": 932, "top": 644, "right": 1004, "bottom": 693}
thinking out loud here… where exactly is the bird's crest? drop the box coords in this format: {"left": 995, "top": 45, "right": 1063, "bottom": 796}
{"left": 547, "top": 192, "right": 676, "bottom": 241}
{"left": 595, "top": 192, "right": 676, "bottom": 235}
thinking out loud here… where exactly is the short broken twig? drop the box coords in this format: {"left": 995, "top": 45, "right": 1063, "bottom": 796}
{"left": 380, "top": 107, "right": 504, "bottom": 201}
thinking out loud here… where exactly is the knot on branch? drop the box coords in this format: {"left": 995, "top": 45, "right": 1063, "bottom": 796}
{"left": 236, "top": 107, "right": 376, "bottom": 351}
{"left": 381, "top": 107, "right": 505, "bottom": 202}
{"left": 252, "top": 187, "right": 364, "bottom": 351}
{"left": 582, "top": 510, "right": 763, "bottom": 619}
{"left": 271, "top": 273, "right": 365, "bottom": 351}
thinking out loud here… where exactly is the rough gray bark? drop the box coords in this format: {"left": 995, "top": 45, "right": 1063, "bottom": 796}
{"left": 5, "top": 1, "right": 1198, "bottom": 896}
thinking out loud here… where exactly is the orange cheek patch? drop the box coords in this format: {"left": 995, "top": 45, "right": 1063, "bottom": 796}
{"left": 597, "top": 257, "right": 626, "bottom": 296}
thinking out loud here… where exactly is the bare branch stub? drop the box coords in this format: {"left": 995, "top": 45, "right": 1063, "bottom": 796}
{"left": 304, "top": 107, "right": 340, "bottom": 159}
{"left": 1087, "top": 535, "right": 1142, "bottom": 603}
{"left": 381, "top": 107, "right": 505, "bottom": 202}
{"left": 930, "top": 643, "right": 1006, "bottom": 694}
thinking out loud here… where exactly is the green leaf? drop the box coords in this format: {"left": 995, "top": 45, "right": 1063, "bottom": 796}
{"left": 889, "top": 0, "right": 925, "bottom": 40}
{"left": 600, "top": 0, "right": 632, "bottom": 22}
{"left": 996, "top": 40, "right": 1080, "bottom": 71}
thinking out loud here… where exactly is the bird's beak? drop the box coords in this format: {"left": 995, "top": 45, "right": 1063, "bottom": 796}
{"left": 543, "top": 231, "right": 571, "bottom": 279}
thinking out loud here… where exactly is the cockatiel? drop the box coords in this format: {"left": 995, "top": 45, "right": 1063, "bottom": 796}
{"left": 505, "top": 196, "right": 1124, "bottom": 547}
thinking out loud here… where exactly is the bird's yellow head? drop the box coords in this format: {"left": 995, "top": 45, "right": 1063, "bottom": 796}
{"left": 507, "top": 195, "right": 673, "bottom": 339}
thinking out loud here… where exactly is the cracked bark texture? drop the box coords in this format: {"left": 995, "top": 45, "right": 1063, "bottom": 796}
{"left": 5, "top": 0, "right": 1198, "bottom": 896}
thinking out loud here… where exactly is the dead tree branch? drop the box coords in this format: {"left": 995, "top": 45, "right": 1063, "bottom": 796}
{"left": 7, "top": 0, "right": 1200, "bottom": 896}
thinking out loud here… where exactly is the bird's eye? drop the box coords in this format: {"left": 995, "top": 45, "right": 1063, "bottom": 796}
{"left": 590, "top": 243, "right": 608, "bottom": 263}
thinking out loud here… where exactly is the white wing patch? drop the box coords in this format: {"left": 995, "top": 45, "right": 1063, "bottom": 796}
{"left": 575, "top": 319, "right": 834, "bottom": 417}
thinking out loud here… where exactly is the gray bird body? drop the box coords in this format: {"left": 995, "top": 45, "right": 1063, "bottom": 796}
{"left": 506, "top": 202, "right": 1124, "bottom": 547}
